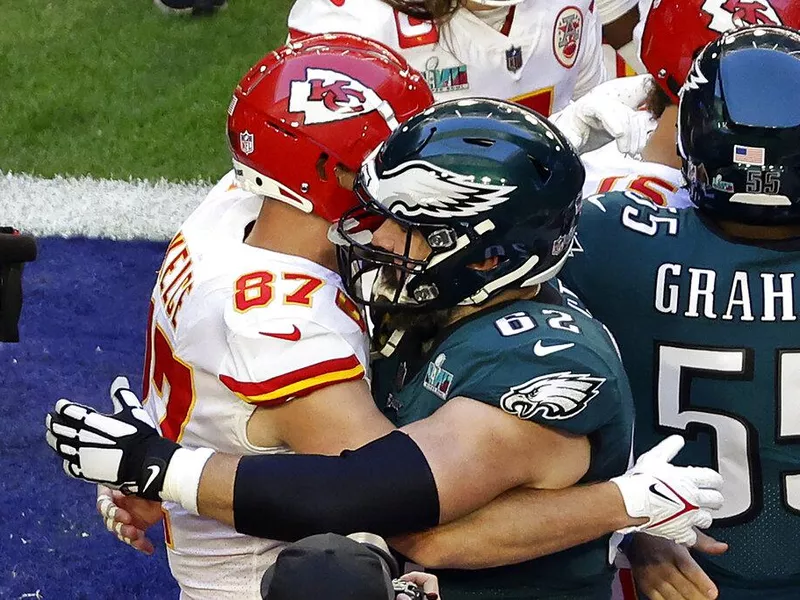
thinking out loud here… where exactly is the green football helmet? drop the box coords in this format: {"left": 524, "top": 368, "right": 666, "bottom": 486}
{"left": 335, "top": 97, "right": 585, "bottom": 311}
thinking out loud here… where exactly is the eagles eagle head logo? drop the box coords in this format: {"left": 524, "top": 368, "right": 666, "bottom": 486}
{"left": 500, "top": 371, "right": 605, "bottom": 420}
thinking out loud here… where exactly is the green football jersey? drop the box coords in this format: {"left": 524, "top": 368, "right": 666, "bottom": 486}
{"left": 372, "top": 287, "right": 634, "bottom": 600}
{"left": 561, "top": 191, "right": 800, "bottom": 595}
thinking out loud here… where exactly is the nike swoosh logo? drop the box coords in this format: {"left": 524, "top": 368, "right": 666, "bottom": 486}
{"left": 647, "top": 478, "right": 700, "bottom": 529}
{"left": 259, "top": 326, "right": 301, "bottom": 342}
{"left": 649, "top": 483, "right": 679, "bottom": 506}
{"left": 142, "top": 465, "right": 161, "bottom": 495}
{"left": 533, "top": 340, "right": 575, "bottom": 357}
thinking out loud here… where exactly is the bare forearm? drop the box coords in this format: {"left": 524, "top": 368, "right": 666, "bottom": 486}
{"left": 196, "top": 453, "right": 239, "bottom": 527}
{"left": 391, "top": 482, "right": 642, "bottom": 569}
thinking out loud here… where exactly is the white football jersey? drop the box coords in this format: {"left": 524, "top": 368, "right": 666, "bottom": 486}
{"left": 142, "top": 170, "right": 369, "bottom": 600}
{"left": 288, "top": 0, "right": 607, "bottom": 116}
{"left": 581, "top": 139, "right": 692, "bottom": 208}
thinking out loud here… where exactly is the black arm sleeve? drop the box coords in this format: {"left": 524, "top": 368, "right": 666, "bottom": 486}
{"left": 233, "top": 431, "right": 440, "bottom": 541}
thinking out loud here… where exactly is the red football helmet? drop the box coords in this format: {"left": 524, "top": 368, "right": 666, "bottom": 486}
{"left": 640, "top": 0, "right": 800, "bottom": 102}
{"left": 227, "top": 33, "right": 434, "bottom": 223}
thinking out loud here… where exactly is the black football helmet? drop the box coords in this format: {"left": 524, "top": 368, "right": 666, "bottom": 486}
{"left": 335, "top": 98, "right": 585, "bottom": 311}
{"left": 679, "top": 25, "right": 800, "bottom": 225}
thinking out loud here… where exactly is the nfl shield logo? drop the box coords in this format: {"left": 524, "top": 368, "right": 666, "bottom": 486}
{"left": 239, "top": 130, "right": 254, "bottom": 155}
{"left": 506, "top": 46, "right": 523, "bottom": 73}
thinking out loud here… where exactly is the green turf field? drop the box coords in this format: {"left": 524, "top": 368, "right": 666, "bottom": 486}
{"left": 0, "top": 0, "right": 294, "bottom": 182}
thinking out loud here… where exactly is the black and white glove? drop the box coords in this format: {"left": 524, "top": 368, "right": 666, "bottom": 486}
{"left": 46, "top": 376, "right": 180, "bottom": 501}
{"left": 611, "top": 435, "right": 724, "bottom": 546}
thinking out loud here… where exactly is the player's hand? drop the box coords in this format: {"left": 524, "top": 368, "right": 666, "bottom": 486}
{"left": 611, "top": 435, "right": 724, "bottom": 546}
{"left": 628, "top": 530, "right": 728, "bottom": 599}
{"left": 97, "top": 485, "right": 163, "bottom": 555}
{"left": 396, "top": 572, "right": 440, "bottom": 600}
{"left": 551, "top": 74, "right": 655, "bottom": 156}
{"left": 46, "top": 376, "right": 180, "bottom": 500}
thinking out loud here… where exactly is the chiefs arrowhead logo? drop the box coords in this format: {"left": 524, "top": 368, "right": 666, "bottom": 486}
{"left": 702, "top": 0, "right": 782, "bottom": 33}
{"left": 288, "top": 68, "right": 385, "bottom": 125}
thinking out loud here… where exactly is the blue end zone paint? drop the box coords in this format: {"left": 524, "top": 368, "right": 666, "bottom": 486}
{"left": 0, "top": 238, "right": 179, "bottom": 598}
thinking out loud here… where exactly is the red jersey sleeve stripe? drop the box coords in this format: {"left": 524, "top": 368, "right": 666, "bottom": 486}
{"left": 219, "top": 354, "right": 365, "bottom": 406}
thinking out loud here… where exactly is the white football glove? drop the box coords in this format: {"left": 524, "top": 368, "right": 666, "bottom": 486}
{"left": 45, "top": 376, "right": 180, "bottom": 500}
{"left": 611, "top": 435, "right": 724, "bottom": 546}
{"left": 550, "top": 74, "right": 656, "bottom": 156}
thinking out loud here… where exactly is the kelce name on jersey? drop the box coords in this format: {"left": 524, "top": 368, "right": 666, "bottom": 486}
{"left": 157, "top": 231, "right": 194, "bottom": 329}
{"left": 655, "top": 263, "right": 797, "bottom": 322}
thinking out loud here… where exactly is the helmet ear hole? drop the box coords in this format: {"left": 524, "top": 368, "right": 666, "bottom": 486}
{"left": 528, "top": 155, "right": 551, "bottom": 183}
{"left": 316, "top": 153, "right": 329, "bottom": 181}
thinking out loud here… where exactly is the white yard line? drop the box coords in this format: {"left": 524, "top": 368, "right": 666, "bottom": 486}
{"left": 0, "top": 171, "right": 214, "bottom": 241}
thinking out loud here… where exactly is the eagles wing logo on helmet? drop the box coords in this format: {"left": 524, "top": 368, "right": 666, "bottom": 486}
{"left": 288, "top": 68, "right": 385, "bottom": 125}
{"left": 369, "top": 160, "right": 517, "bottom": 218}
{"left": 702, "top": 0, "right": 781, "bottom": 33}
{"left": 500, "top": 371, "right": 605, "bottom": 420}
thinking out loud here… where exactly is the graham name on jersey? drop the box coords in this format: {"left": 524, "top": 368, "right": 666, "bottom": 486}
{"left": 158, "top": 232, "right": 194, "bottom": 328}
{"left": 654, "top": 264, "right": 797, "bottom": 322}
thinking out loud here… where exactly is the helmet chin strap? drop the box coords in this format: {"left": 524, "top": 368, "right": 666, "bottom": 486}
{"left": 459, "top": 242, "right": 573, "bottom": 306}
{"left": 459, "top": 254, "right": 540, "bottom": 305}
